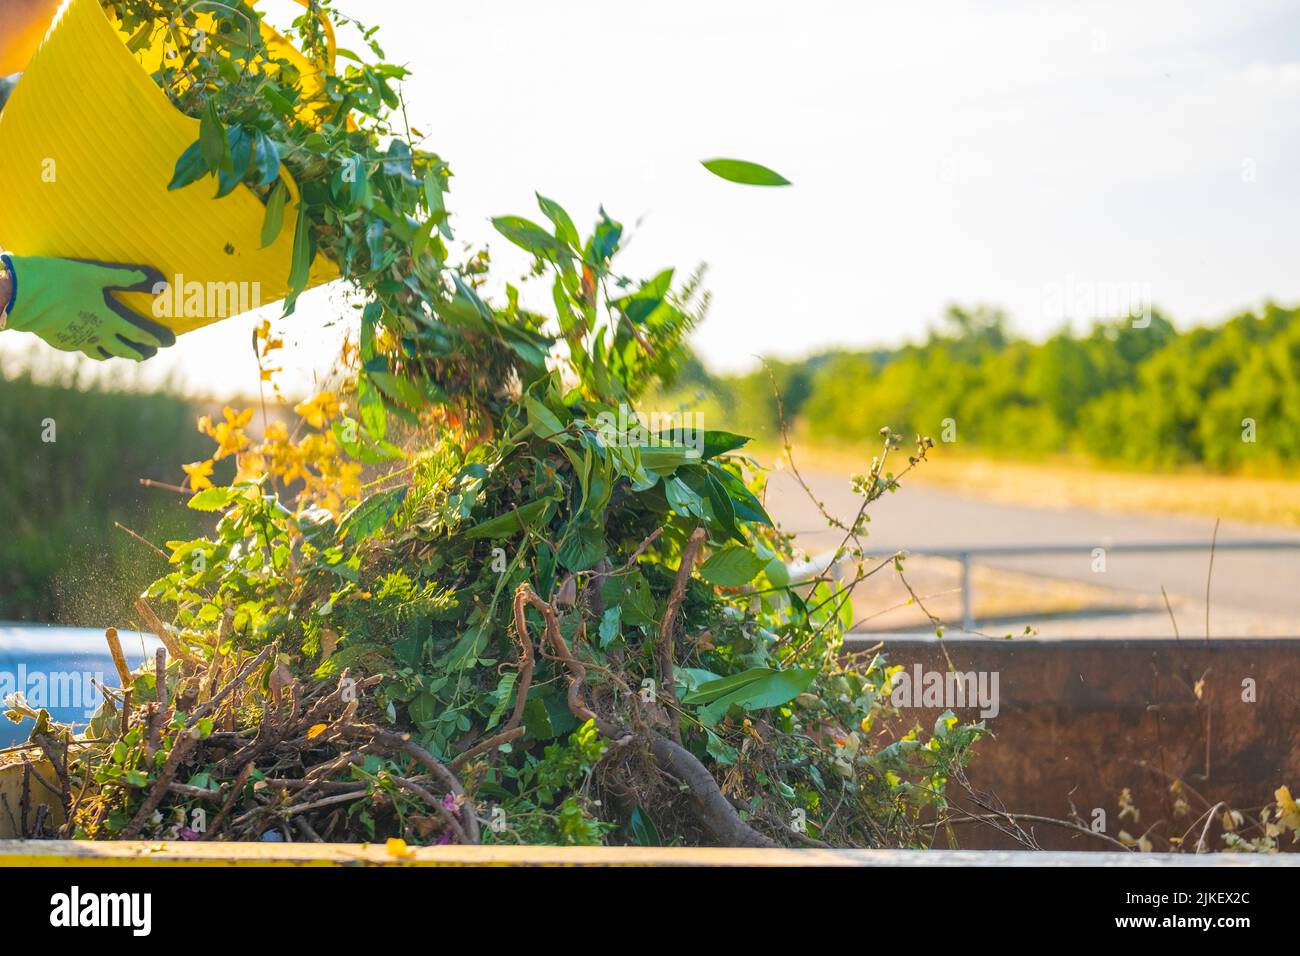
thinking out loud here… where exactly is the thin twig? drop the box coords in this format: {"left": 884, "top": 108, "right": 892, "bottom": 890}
{"left": 1160, "top": 586, "right": 1181, "bottom": 641}
{"left": 114, "top": 522, "right": 169, "bottom": 559}
{"left": 139, "top": 477, "right": 192, "bottom": 495}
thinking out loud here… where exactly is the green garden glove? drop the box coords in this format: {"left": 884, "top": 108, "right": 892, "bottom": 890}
{"left": 0, "top": 254, "right": 175, "bottom": 361}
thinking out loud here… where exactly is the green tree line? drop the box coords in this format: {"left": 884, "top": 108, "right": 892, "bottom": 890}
{"left": 661, "top": 301, "right": 1300, "bottom": 471}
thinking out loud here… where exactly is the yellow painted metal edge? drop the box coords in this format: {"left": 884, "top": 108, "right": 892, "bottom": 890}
{"left": 1, "top": 841, "right": 1297, "bottom": 867}
{"left": 0, "top": 841, "right": 870, "bottom": 867}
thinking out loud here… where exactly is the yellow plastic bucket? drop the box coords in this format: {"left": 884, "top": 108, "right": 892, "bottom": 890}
{"left": 0, "top": 0, "right": 337, "bottom": 337}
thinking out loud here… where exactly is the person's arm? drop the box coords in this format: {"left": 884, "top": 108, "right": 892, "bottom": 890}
{"left": 0, "top": 1, "right": 173, "bottom": 360}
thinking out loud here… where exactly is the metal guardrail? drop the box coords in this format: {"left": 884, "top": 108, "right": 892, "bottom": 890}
{"left": 841, "top": 539, "right": 1300, "bottom": 632}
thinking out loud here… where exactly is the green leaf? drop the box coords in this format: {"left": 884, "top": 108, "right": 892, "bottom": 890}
{"left": 260, "top": 180, "right": 288, "bottom": 248}
{"left": 199, "top": 101, "right": 226, "bottom": 172}
{"left": 168, "top": 141, "right": 209, "bottom": 191}
{"left": 485, "top": 672, "right": 518, "bottom": 730}
{"left": 536, "top": 193, "right": 580, "bottom": 250}
{"left": 616, "top": 269, "right": 674, "bottom": 326}
{"left": 187, "top": 487, "right": 239, "bottom": 512}
{"left": 522, "top": 697, "right": 555, "bottom": 740}
{"left": 637, "top": 445, "right": 695, "bottom": 477}
{"left": 763, "top": 555, "right": 790, "bottom": 588}
{"left": 332, "top": 417, "right": 402, "bottom": 465}
{"left": 284, "top": 202, "right": 313, "bottom": 313}
{"left": 683, "top": 667, "right": 818, "bottom": 724}
{"left": 708, "top": 463, "right": 773, "bottom": 526}
{"left": 337, "top": 487, "right": 406, "bottom": 544}
{"left": 422, "top": 164, "right": 452, "bottom": 238}
{"left": 251, "top": 130, "right": 281, "bottom": 186}
{"left": 216, "top": 126, "right": 253, "bottom": 198}
{"left": 556, "top": 522, "right": 605, "bottom": 572}
{"left": 598, "top": 606, "right": 621, "bottom": 648}
{"left": 701, "top": 430, "right": 750, "bottom": 459}
{"left": 700, "top": 157, "right": 791, "bottom": 186}
{"left": 366, "top": 370, "right": 427, "bottom": 410}
{"left": 705, "top": 729, "right": 739, "bottom": 766}
{"left": 492, "top": 215, "right": 564, "bottom": 259}
{"left": 446, "top": 620, "right": 490, "bottom": 670}
{"left": 698, "top": 546, "right": 766, "bottom": 587}
{"left": 675, "top": 667, "right": 723, "bottom": 696}
{"left": 600, "top": 569, "right": 658, "bottom": 627}
{"left": 260, "top": 84, "right": 295, "bottom": 118}
{"left": 629, "top": 807, "right": 662, "bottom": 846}
{"left": 586, "top": 208, "right": 623, "bottom": 265}
{"left": 524, "top": 395, "right": 568, "bottom": 440}
{"left": 663, "top": 476, "right": 706, "bottom": 519}
{"left": 408, "top": 692, "right": 440, "bottom": 726}
{"left": 356, "top": 375, "right": 388, "bottom": 440}
{"left": 463, "top": 497, "right": 553, "bottom": 539}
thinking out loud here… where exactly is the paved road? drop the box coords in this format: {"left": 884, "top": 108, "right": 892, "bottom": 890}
{"left": 764, "top": 469, "right": 1300, "bottom": 636}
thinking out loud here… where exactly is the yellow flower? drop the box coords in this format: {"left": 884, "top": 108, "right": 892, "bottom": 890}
{"left": 294, "top": 391, "right": 340, "bottom": 429}
{"left": 182, "top": 459, "right": 215, "bottom": 491}
{"left": 200, "top": 406, "right": 255, "bottom": 460}
{"left": 234, "top": 452, "right": 267, "bottom": 485}
{"left": 224, "top": 406, "right": 254, "bottom": 429}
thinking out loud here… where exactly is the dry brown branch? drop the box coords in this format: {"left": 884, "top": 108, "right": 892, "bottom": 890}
{"left": 391, "top": 775, "right": 468, "bottom": 844}
{"left": 294, "top": 816, "right": 325, "bottom": 843}
{"left": 135, "top": 598, "right": 201, "bottom": 666}
{"left": 513, "top": 583, "right": 775, "bottom": 847}
{"left": 121, "top": 729, "right": 199, "bottom": 838}
{"left": 185, "top": 643, "right": 276, "bottom": 729}
{"left": 449, "top": 726, "right": 525, "bottom": 773}
{"left": 657, "top": 527, "right": 707, "bottom": 743}
{"left": 205, "top": 761, "right": 254, "bottom": 840}
{"left": 649, "top": 734, "right": 778, "bottom": 848}
{"left": 340, "top": 726, "right": 479, "bottom": 844}
{"left": 516, "top": 586, "right": 625, "bottom": 740}
{"left": 504, "top": 585, "right": 538, "bottom": 734}
{"left": 104, "top": 627, "right": 133, "bottom": 688}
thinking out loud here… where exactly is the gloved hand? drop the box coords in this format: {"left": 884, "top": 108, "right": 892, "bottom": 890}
{"left": 0, "top": 254, "right": 175, "bottom": 360}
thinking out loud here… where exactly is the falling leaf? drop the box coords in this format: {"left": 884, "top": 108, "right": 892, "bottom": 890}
{"left": 700, "top": 157, "right": 791, "bottom": 187}
{"left": 306, "top": 723, "right": 328, "bottom": 739}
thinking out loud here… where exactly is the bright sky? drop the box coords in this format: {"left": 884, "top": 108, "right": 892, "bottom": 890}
{"left": 6, "top": 0, "right": 1300, "bottom": 397}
